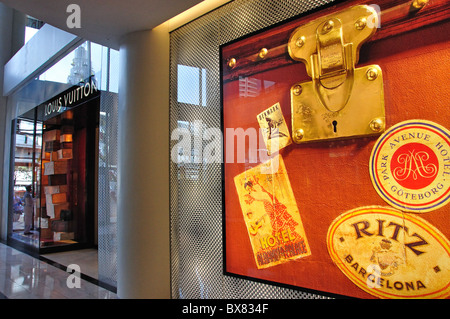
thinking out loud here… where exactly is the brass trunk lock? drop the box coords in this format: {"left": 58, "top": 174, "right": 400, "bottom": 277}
{"left": 288, "top": 5, "right": 385, "bottom": 143}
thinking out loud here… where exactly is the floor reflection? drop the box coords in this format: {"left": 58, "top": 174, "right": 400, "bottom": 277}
{"left": 0, "top": 242, "right": 118, "bottom": 299}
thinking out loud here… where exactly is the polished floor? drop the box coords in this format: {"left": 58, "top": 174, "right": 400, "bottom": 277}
{"left": 0, "top": 242, "right": 118, "bottom": 299}
{"left": 42, "top": 248, "right": 99, "bottom": 279}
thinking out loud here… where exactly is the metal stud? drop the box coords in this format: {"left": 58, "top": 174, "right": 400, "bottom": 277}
{"left": 258, "top": 48, "right": 268, "bottom": 59}
{"left": 322, "top": 20, "right": 334, "bottom": 34}
{"left": 355, "top": 17, "right": 367, "bottom": 30}
{"left": 370, "top": 118, "right": 384, "bottom": 132}
{"left": 228, "top": 58, "right": 236, "bottom": 69}
{"left": 366, "top": 67, "right": 378, "bottom": 81}
{"left": 293, "top": 84, "right": 302, "bottom": 96}
{"left": 295, "top": 36, "right": 305, "bottom": 48}
{"left": 411, "top": 0, "right": 429, "bottom": 10}
{"left": 294, "top": 129, "right": 304, "bottom": 142}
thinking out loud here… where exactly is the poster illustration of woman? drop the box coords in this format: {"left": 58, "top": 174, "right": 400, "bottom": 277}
{"left": 234, "top": 155, "right": 311, "bottom": 269}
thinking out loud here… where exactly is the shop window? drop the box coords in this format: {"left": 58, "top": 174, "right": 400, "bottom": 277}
{"left": 10, "top": 113, "right": 42, "bottom": 248}
{"left": 38, "top": 42, "right": 93, "bottom": 85}
{"left": 24, "top": 27, "right": 39, "bottom": 44}
{"left": 38, "top": 41, "right": 119, "bottom": 94}
{"left": 8, "top": 92, "right": 99, "bottom": 253}
{"left": 24, "top": 16, "right": 44, "bottom": 44}
{"left": 38, "top": 48, "right": 77, "bottom": 84}
{"left": 91, "top": 43, "right": 120, "bottom": 93}
{"left": 177, "top": 65, "right": 207, "bottom": 107}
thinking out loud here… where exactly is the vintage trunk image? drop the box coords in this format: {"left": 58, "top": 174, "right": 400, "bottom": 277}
{"left": 222, "top": 0, "right": 449, "bottom": 298}
{"left": 233, "top": 155, "right": 311, "bottom": 269}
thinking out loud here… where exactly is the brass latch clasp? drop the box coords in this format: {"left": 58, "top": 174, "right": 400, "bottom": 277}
{"left": 288, "top": 5, "right": 385, "bottom": 143}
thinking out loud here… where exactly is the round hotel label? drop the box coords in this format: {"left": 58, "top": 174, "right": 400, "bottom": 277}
{"left": 327, "top": 206, "right": 450, "bottom": 299}
{"left": 369, "top": 120, "right": 450, "bottom": 212}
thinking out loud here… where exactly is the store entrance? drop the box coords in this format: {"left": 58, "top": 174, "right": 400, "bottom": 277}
{"left": 8, "top": 86, "right": 99, "bottom": 254}
{"left": 10, "top": 114, "right": 42, "bottom": 249}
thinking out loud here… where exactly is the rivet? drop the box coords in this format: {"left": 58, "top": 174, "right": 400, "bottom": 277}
{"left": 322, "top": 20, "right": 334, "bottom": 33}
{"left": 366, "top": 67, "right": 378, "bottom": 81}
{"left": 295, "top": 36, "right": 306, "bottom": 48}
{"left": 293, "top": 85, "right": 302, "bottom": 96}
{"left": 294, "top": 129, "right": 304, "bottom": 141}
{"left": 228, "top": 58, "right": 236, "bottom": 69}
{"left": 411, "top": 0, "right": 429, "bottom": 10}
{"left": 258, "top": 48, "right": 268, "bottom": 59}
{"left": 370, "top": 118, "right": 384, "bottom": 132}
{"left": 355, "top": 17, "right": 367, "bottom": 30}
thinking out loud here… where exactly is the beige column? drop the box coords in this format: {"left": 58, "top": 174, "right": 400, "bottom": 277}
{"left": 117, "top": 24, "right": 170, "bottom": 298}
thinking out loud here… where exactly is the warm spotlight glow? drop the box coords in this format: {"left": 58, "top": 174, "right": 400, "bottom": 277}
{"left": 162, "top": 0, "right": 233, "bottom": 31}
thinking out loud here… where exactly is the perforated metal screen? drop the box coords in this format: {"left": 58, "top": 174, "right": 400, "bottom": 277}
{"left": 97, "top": 91, "right": 119, "bottom": 288}
{"left": 170, "top": 0, "right": 335, "bottom": 299}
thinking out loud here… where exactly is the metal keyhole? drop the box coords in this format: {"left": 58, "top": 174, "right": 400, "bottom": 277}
{"left": 332, "top": 120, "right": 338, "bottom": 133}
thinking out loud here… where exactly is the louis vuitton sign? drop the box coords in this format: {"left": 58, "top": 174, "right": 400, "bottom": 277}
{"left": 41, "top": 78, "right": 99, "bottom": 120}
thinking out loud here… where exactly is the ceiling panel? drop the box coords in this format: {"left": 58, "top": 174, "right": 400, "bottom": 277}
{"left": 0, "top": 0, "right": 203, "bottom": 49}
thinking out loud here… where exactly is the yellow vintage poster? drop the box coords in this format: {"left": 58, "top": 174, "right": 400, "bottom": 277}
{"left": 234, "top": 155, "right": 311, "bottom": 269}
{"left": 257, "top": 102, "right": 292, "bottom": 155}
